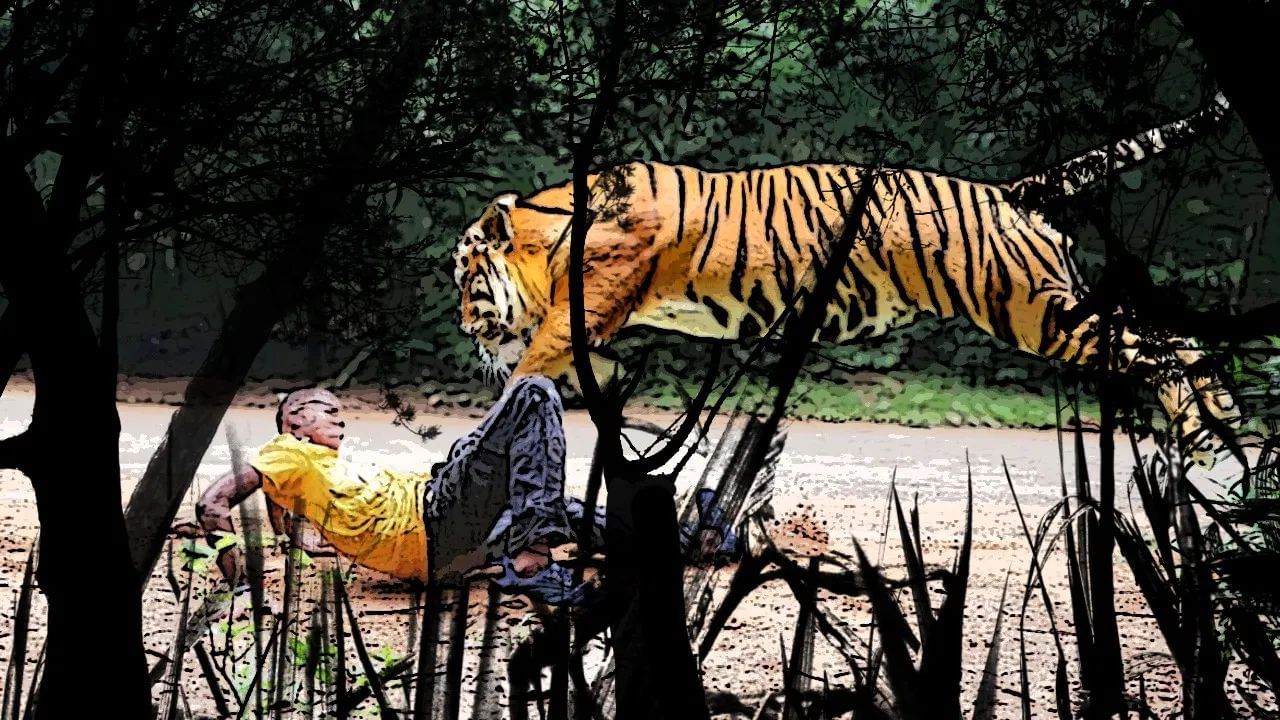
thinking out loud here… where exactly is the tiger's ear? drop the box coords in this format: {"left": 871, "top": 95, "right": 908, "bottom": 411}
{"left": 482, "top": 193, "right": 519, "bottom": 251}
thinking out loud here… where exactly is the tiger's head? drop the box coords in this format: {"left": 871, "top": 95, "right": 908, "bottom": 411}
{"left": 453, "top": 192, "right": 560, "bottom": 382}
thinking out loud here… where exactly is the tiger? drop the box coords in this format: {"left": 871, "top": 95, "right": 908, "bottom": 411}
{"left": 452, "top": 93, "right": 1242, "bottom": 468}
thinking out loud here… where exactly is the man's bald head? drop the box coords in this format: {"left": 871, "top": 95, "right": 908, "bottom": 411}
{"left": 276, "top": 388, "right": 345, "bottom": 449}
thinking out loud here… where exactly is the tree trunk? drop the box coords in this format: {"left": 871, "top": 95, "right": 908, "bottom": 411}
{"left": 604, "top": 475, "right": 712, "bottom": 720}
{"left": 0, "top": 166, "right": 150, "bottom": 719}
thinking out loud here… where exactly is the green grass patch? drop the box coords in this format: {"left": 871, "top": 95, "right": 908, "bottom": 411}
{"left": 638, "top": 372, "right": 1098, "bottom": 430}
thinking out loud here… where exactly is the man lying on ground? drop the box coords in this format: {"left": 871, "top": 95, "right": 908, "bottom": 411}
{"left": 196, "top": 376, "right": 738, "bottom": 607}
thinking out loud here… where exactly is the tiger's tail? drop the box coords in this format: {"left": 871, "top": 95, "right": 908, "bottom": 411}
{"left": 1005, "top": 92, "right": 1232, "bottom": 206}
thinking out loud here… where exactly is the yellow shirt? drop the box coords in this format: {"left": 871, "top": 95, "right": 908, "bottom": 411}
{"left": 249, "top": 434, "right": 431, "bottom": 581}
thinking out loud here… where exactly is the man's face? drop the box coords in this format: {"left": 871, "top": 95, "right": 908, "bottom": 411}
{"left": 281, "top": 390, "right": 345, "bottom": 450}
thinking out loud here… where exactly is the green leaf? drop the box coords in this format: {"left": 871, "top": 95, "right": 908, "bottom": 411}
{"left": 1224, "top": 261, "right": 1245, "bottom": 284}
{"left": 1187, "top": 198, "right": 1211, "bottom": 214}
{"left": 291, "top": 636, "right": 310, "bottom": 657}
{"left": 1120, "top": 169, "right": 1143, "bottom": 190}
{"left": 213, "top": 531, "right": 242, "bottom": 552}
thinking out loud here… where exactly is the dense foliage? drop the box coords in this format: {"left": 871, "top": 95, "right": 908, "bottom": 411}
{"left": 49, "top": 0, "right": 1273, "bottom": 433}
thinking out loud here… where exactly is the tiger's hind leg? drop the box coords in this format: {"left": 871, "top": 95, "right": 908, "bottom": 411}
{"left": 1130, "top": 330, "right": 1241, "bottom": 467}
{"left": 1005, "top": 290, "right": 1241, "bottom": 468}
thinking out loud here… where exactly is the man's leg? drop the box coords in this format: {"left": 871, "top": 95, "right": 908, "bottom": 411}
{"left": 424, "top": 376, "right": 576, "bottom": 578}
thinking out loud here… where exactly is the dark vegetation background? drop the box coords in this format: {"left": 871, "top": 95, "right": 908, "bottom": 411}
{"left": 10, "top": 0, "right": 1272, "bottom": 429}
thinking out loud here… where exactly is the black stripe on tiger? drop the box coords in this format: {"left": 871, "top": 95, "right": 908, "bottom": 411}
{"left": 781, "top": 198, "right": 804, "bottom": 256}
{"left": 899, "top": 174, "right": 944, "bottom": 314}
{"left": 862, "top": 176, "right": 890, "bottom": 271}
{"left": 702, "top": 177, "right": 717, "bottom": 228}
{"left": 805, "top": 167, "right": 825, "bottom": 207}
{"left": 1038, "top": 295, "right": 1063, "bottom": 356}
{"left": 762, "top": 172, "right": 791, "bottom": 298}
{"left": 920, "top": 174, "right": 970, "bottom": 319}
{"left": 697, "top": 179, "right": 720, "bottom": 272}
{"left": 981, "top": 189, "right": 1035, "bottom": 287}
{"left": 771, "top": 229, "right": 797, "bottom": 301}
{"left": 971, "top": 186, "right": 1005, "bottom": 340}
{"left": 635, "top": 256, "right": 660, "bottom": 302}
{"left": 730, "top": 182, "right": 749, "bottom": 302}
{"left": 998, "top": 202, "right": 1066, "bottom": 286}
{"left": 748, "top": 278, "right": 775, "bottom": 324}
{"left": 947, "top": 178, "right": 985, "bottom": 324}
{"left": 839, "top": 253, "right": 873, "bottom": 333}
{"left": 992, "top": 250, "right": 1016, "bottom": 343}
{"left": 969, "top": 183, "right": 1004, "bottom": 329}
{"left": 702, "top": 296, "right": 730, "bottom": 327}
{"left": 883, "top": 252, "right": 915, "bottom": 312}
{"left": 674, "top": 166, "right": 687, "bottom": 246}
{"left": 791, "top": 172, "right": 817, "bottom": 233}
{"left": 837, "top": 167, "right": 866, "bottom": 228}
{"left": 827, "top": 170, "right": 847, "bottom": 219}
{"left": 807, "top": 246, "right": 848, "bottom": 312}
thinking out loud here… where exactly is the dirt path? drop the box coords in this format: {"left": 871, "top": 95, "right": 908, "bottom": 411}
{"left": 0, "top": 391, "right": 1268, "bottom": 718}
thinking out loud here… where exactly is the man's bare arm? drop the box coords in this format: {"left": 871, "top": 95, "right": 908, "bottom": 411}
{"left": 195, "top": 466, "right": 262, "bottom": 586}
{"left": 265, "top": 496, "right": 336, "bottom": 556}
{"left": 265, "top": 497, "right": 289, "bottom": 537}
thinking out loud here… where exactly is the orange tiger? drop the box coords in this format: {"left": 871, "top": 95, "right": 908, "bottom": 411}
{"left": 453, "top": 94, "right": 1241, "bottom": 467}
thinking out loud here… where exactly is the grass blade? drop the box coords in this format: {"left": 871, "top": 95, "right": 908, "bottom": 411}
{"left": 3, "top": 543, "right": 36, "bottom": 720}
{"left": 238, "top": 497, "right": 267, "bottom": 720}
{"left": 18, "top": 641, "right": 44, "bottom": 720}
{"left": 783, "top": 558, "right": 820, "bottom": 720}
{"left": 235, "top": 620, "right": 285, "bottom": 720}
{"left": 1018, "top": 631, "right": 1033, "bottom": 720}
{"left": 338, "top": 659, "right": 416, "bottom": 716}
{"left": 194, "top": 643, "right": 232, "bottom": 719}
{"left": 317, "top": 568, "right": 335, "bottom": 718}
{"left": 1003, "top": 457, "right": 1072, "bottom": 717}
{"left": 405, "top": 586, "right": 421, "bottom": 711}
{"left": 304, "top": 577, "right": 324, "bottom": 716}
{"left": 442, "top": 583, "right": 469, "bottom": 720}
{"left": 917, "top": 462, "right": 973, "bottom": 718}
{"left": 1223, "top": 602, "right": 1280, "bottom": 690}
{"left": 1111, "top": 514, "right": 1179, "bottom": 652}
{"left": 271, "top": 538, "right": 303, "bottom": 718}
{"left": 334, "top": 568, "right": 348, "bottom": 720}
{"left": 412, "top": 578, "right": 442, "bottom": 720}
{"left": 339, "top": 567, "right": 395, "bottom": 718}
{"left": 470, "top": 582, "right": 503, "bottom": 719}
{"left": 164, "top": 565, "right": 197, "bottom": 720}
{"left": 852, "top": 540, "right": 918, "bottom": 718}
{"left": 1065, "top": 426, "right": 1096, "bottom": 697}
{"left": 973, "top": 570, "right": 1011, "bottom": 720}
{"left": 892, "top": 487, "right": 933, "bottom": 644}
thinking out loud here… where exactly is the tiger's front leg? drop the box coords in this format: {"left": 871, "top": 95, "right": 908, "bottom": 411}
{"left": 508, "top": 263, "right": 650, "bottom": 392}
{"left": 509, "top": 317, "right": 627, "bottom": 394}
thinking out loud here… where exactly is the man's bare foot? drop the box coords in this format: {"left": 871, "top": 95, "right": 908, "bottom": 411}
{"left": 510, "top": 542, "right": 551, "bottom": 577}
{"left": 697, "top": 528, "right": 724, "bottom": 564}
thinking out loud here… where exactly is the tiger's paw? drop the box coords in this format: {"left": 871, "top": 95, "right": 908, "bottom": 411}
{"left": 1179, "top": 427, "right": 1223, "bottom": 472}
{"left": 560, "top": 353, "right": 626, "bottom": 394}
